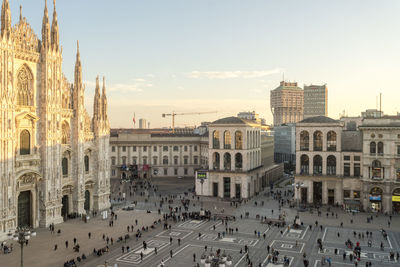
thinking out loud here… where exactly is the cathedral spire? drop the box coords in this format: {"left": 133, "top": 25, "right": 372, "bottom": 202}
{"left": 42, "top": 0, "right": 51, "bottom": 48}
{"left": 102, "top": 77, "right": 106, "bottom": 96}
{"left": 1, "top": 0, "right": 11, "bottom": 39}
{"left": 102, "top": 76, "right": 108, "bottom": 120}
{"left": 93, "top": 76, "right": 101, "bottom": 119}
{"left": 19, "top": 5, "right": 22, "bottom": 22}
{"left": 75, "top": 41, "right": 82, "bottom": 88}
{"left": 51, "top": 0, "right": 60, "bottom": 51}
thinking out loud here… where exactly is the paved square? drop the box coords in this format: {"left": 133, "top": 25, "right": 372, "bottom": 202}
{"left": 156, "top": 244, "right": 243, "bottom": 267}
{"left": 197, "top": 233, "right": 259, "bottom": 246}
{"left": 319, "top": 246, "right": 397, "bottom": 263}
{"left": 282, "top": 226, "right": 309, "bottom": 239}
{"left": 177, "top": 219, "right": 207, "bottom": 229}
{"left": 270, "top": 240, "right": 304, "bottom": 253}
{"left": 156, "top": 229, "right": 192, "bottom": 239}
{"left": 322, "top": 227, "right": 392, "bottom": 248}
{"left": 116, "top": 239, "right": 169, "bottom": 265}
{"left": 210, "top": 220, "right": 271, "bottom": 236}
{"left": 262, "top": 255, "right": 294, "bottom": 267}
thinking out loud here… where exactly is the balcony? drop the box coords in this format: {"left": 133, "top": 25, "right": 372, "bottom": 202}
{"left": 15, "top": 147, "right": 41, "bottom": 172}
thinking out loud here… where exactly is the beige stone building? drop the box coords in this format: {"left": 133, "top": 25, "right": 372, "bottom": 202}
{"left": 270, "top": 81, "right": 303, "bottom": 126}
{"left": 0, "top": 1, "right": 110, "bottom": 238}
{"left": 195, "top": 117, "right": 283, "bottom": 199}
{"left": 294, "top": 116, "right": 363, "bottom": 209}
{"left": 359, "top": 116, "right": 400, "bottom": 213}
{"left": 109, "top": 129, "right": 208, "bottom": 179}
{"left": 295, "top": 114, "right": 400, "bottom": 213}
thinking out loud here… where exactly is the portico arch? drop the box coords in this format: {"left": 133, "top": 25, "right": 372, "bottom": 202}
{"left": 16, "top": 172, "right": 41, "bottom": 228}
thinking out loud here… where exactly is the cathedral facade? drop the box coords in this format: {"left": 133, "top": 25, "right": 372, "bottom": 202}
{"left": 0, "top": 0, "right": 110, "bottom": 239}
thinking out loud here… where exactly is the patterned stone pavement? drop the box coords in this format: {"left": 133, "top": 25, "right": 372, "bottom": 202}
{"left": 1, "top": 177, "right": 400, "bottom": 267}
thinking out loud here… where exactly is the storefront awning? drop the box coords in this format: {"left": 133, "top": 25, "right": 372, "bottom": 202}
{"left": 344, "top": 199, "right": 361, "bottom": 205}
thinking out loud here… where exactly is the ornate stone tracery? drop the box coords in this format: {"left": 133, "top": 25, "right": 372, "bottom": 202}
{"left": 16, "top": 65, "right": 33, "bottom": 106}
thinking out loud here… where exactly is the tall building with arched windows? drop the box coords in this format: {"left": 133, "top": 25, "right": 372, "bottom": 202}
{"left": 0, "top": 0, "right": 110, "bottom": 238}
{"left": 195, "top": 117, "right": 283, "bottom": 199}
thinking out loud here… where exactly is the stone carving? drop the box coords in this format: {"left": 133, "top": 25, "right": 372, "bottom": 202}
{"left": 20, "top": 173, "right": 36, "bottom": 185}
{"left": 0, "top": 1, "right": 110, "bottom": 233}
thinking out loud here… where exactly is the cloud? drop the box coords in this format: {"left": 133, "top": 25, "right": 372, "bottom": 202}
{"left": 107, "top": 77, "right": 153, "bottom": 93}
{"left": 189, "top": 68, "right": 283, "bottom": 79}
{"left": 108, "top": 83, "right": 144, "bottom": 93}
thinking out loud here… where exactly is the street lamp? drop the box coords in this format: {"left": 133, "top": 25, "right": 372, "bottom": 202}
{"left": 12, "top": 227, "right": 36, "bottom": 267}
{"left": 295, "top": 182, "right": 304, "bottom": 208}
{"left": 200, "top": 178, "right": 205, "bottom": 209}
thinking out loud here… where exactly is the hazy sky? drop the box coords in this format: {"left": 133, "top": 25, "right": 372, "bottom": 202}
{"left": 10, "top": 0, "right": 400, "bottom": 128}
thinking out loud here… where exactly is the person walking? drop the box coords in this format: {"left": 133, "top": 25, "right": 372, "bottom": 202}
{"left": 65, "top": 240, "right": 68, "bottom": 248}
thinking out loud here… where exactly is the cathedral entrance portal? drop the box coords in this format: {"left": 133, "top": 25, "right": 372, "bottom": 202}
{"left": 62, "top": 195, "right": 69, "bottom": 220}
{"left": 84, "top": 190, "right": 90, "bottom": 211}
{"left": 18, "top": 191, "right": 31, "bottom": 227}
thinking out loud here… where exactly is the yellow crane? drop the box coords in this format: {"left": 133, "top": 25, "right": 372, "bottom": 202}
{"left": 162, "top": 111, "right": 218, "bottom": 133}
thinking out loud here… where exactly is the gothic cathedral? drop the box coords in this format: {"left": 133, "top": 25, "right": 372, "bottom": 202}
{"left": 0, "top": 0, "right": 110, "bottom": 239}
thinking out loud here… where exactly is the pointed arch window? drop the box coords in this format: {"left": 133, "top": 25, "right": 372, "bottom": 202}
{"left": 17, "top": 66, "right": 33, "bottom": 106}
{"left": 84, "top": 155, "right": 89, "bottom": 172}
{"left": 20, "top": 130, "right": 30, "bottom": 155}
{"left": 61, "top": 122, "right": 70, "bottom": 144}
{"left": 62, "top": 158, "right": 68, "bottom": 176}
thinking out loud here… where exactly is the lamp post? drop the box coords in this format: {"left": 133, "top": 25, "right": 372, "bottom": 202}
{"left": 12, "top": 227, "right": 36, "bottom": 267}
{"left": 200, "top": 178, "right": 204, "bottom": 209}
{"left": 295, "top": 182, "right": 304, "bottom": 208}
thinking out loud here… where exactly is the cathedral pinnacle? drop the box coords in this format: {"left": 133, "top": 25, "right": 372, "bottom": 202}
{"left": 51, "top": 0, "right": 60, "bottom": 51}
{"left": 1, "top": 0, "right": 11, "bottom": 39}
{"left": 102, "top": 77, "right": 106, "bottom": 96}
{"left": 102, "top": 76, "right": 108, "bottom": 121}
{"left": 74, "top": 40, "right": 83, "bottom": 91}
{"left": 95, "top": 76, "right": 101, "bottom": 96}
{"left": 42, "top": 0, "right": 51, "bottom": 48}
{"left": 93, "top": 76, "right": 102, "bottom": 120}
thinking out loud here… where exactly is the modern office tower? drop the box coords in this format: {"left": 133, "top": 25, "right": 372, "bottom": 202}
{"left": 303, "top": 84, "right": 328, "bottom": 119}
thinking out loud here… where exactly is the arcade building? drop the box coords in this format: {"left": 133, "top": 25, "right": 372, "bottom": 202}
{"left": 195, "top": 117, "right": 283, "bottom": 199}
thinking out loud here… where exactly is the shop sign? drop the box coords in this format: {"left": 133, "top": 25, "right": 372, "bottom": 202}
{"left": 197, "top": 172, "right": 207, "bottom": 179}
{"left": 392, "top": 196, "right": 400, "bottom": 202}
{"left": 369, "top": 195, "right": 381, "bottom": 201}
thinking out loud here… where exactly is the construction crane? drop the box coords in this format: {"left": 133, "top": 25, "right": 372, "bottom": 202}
{"left": 162, "top": 111, "right": 218, "bottom": 133}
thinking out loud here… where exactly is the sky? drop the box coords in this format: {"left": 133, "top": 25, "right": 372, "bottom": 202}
{"left": 9, "top": 0, "right": 400, "bottom": 128}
